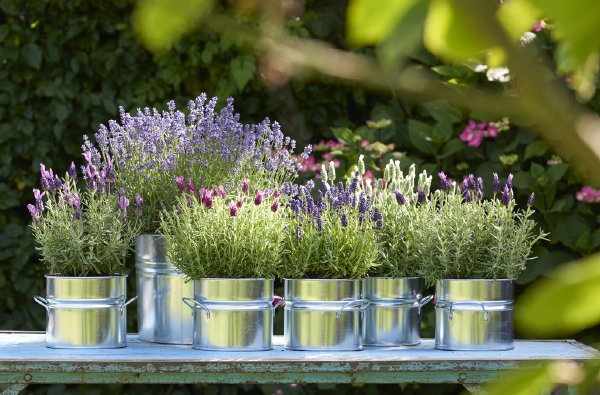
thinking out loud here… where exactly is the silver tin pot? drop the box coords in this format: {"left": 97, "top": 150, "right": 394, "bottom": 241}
{"left": 34, "top": 275, "right": 136, "bottom": 349}
{"left": 284, "top": 278, "right": 368, "bottom": 351}
{"left": 363, "top": 277, "right": 432, "bottom": 346}
{"left": 435, "top": 279, "right": 514, "bottom": 351}
{"left": 136, "top": 234, "right": 194, "bottom": 344}
{"left": 183, "top": 278, "right": 279, "bottom": 351}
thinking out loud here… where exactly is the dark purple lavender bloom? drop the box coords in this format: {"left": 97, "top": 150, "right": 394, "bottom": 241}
{"left": 349, "top": 175, "right": 359, "bottom": 194}
{"left": 203, "top": 193, "right": 213, "bottom": 209}
{"left": 507, "top": 173, "right": 514, "bottom": 190}
{"left": 371, "top": 208, "right": 382, "bottom": 223}
{"left": 438, "top": 172, "right": 451, "bottom": 190}
{"left": 341, "top": 213, "right": 348, "bottom": 228}
{"left": 229, "top": 201, "right": 238, "bottom": 217}
{"left": 316, "top": 191, "right": 326, "bottom": 212}
{"left": 273, "top": 189, "right": 281, "bottom": 198}
{"left": 68, "top": 162, "right": 77, "bottom": 179}
{"left": 135, "top": 194, "right": 143, "bottom": 216}
{"left": 187, "top": 179, "right": 196, "bottom": 194}
{"left": 358, "top": 192, "right": 368, "bottom": 214}
{"left": 462, "top": 188, "right": 473, "bottom": 202}
{"left": 417, "top": 187, "right": 426, "bottom": 203}
{"left": 394, "top": 189, "right": 406, "bottom": 205}
{"left": 236, "top": 199, "right": 244, "bottom": 208}
{"left": 492, "top": 173, "right": 501, "bottom": 193}
{"left": 175, "top": 176, "right": 185, "bottom": 191}
{"left": 242, "top": 179, "right": 250, "bottom": 193}
{"left": 527, "top": 192, "right": 535, "bottom": 206}
{"left": 467, "top": 174, "right": 477, "bottom": 190}
{"left": 254, "top": 190, "right": 264, "bottom": 205}
{"left": 296, "top": 226, "right": 303, "bottom": 242}
{"left": 316, "top": 213, "right": 323, "bottom": 232}
{"left": 118, "top": 195, "right": 129, "bottom": 221}
{"left": 500, "top": 185, "right": 511, "bottom": 205}
{"left": 477, "top": 177, "right": 484, "bottom": 194}
{"left": 462, "top": 178, "right": 469, "bottom": 192}
{"left": 374, "top": 218, "right": 383, "bottom": 230}
{"left": 72, "top": 197, "right": 82, "bottom": 219}
{"left": 290, "top": 198, "right": 301, "bottom": 215}
{"left": 271, "top": 199, "right": 279, "bottom": 212}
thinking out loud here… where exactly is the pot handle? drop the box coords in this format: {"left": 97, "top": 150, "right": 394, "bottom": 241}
{"left": 120, "top": 296, "right": 138, "bottom": 313}
{"left": 418, "top": 295, "right": 434, "bottom": 312}
{"left": 182, "top": 297, "right": 211, "bottom": 319}
{"left": 273, "top": 295, "right": 284, "bottom": 309}
{"left": 336, "top": 299, "right": 370, "bottom": 319}
{"left": 448, "top": 301, "right": 490, "bottom": 321}
{"left": 33, "top": 296, "right": 49, "bottom": 311}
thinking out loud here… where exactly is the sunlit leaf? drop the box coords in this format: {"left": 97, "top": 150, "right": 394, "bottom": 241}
{"left": 423, "top": 0, "right": 504, "bottom": 66}
{"left": 346, "top": 0, "right": 420, "bottom": 45}
{"left": 496, "top": 0, "right": 542, "bottom": 41}
{"left": 516, "top": 253, "right": 600, "bottom": 337}
{"left": 133, "top": 0, "right": 213, "bottom": 53}
{"left": 485, "top": 364, "right": 552, "bottom": 395}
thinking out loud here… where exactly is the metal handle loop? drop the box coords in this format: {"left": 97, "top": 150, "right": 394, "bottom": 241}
{"left": 336, "top": 299, "right": 370, "bottom": 319}
{"left": 182, "top": 297, "right": 211, "bottom": 319}
{"left": 33, "top": 296, "right": 49, "bottom": 311}
{"left": 120, "top": 296, "right": 138, "bottom": 313}
{"left": 446, "top": 301, "right": 490, "bottom": 321}
{"left": 418, "top": 294, "right": 434, "bottom": 313}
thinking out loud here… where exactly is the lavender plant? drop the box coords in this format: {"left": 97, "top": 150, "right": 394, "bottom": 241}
{"left": 413, "top": 172, "right": 548, "bottom": 284}
{"left": 280, "top": 165, "right": 381, "bottom": 279}
{"left": 160, "top": 181, "right": 284, "bottom": 279}
{"left": 348, "top": 156, "right": 434, "bottom": 278}
{"left": 84, "top": 94, "right": 309, "bottom": 233}
{"left": 28, "top": 158, "right": 142, "bottom": 276}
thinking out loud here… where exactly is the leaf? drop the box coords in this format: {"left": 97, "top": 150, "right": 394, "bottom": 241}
{"left": 21, "top": 43, "right": 42, "bottom": 69}
{"left": 422, "top": 100, "right": 463, "bottom": 124}
{"left": 549, "top": 214, "right": 591, "bottom": 251}
{"left": 485, "top": 364, "right": 552, "bottom": 395}
{"left": 331, "top": 127, "right": 359, "bottom": 146}
{"left": 230, "top": 56, "right": 256, "bottom": 92}
{"left": 524, "top": 140, "right": 549, "bottom": 160}
{"left": 431, "top": 120, "right": 453, "bottom": 142}
{"left": 133, "top": 0, "right": 213, "bottom": 53}
{"left": 346, "top": 0, "right": 421, "bottom": 45}
{"left": 545, "top": 163, "right": 569, "bottom": 184}
{"left": 516, "top": 253, "right": 600, "bottom": 337}
{"left": 424, "top": 0, "right": 504, "bottom": 65}
{"left": 439, "top": 138, "right": 464, "bottom": 158}
{"left": 407, "top": 119, "right": 434, "bottom": 154}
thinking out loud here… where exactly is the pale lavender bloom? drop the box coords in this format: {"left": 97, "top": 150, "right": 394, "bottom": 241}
{"left": 477, "top": 177, "right": 484, "bottom": 194}
{"left": 27, "top": 204, "right": 38, "bottom": 220}
{"left": 528, "top": 192, "right": 535, "bottom": 206}
{"left": 296, "top": 226, "right": 303, "bottom": 242}
{"left": 33, "top": 188, "right": 45, "bottom": 212}
{"left": 492, "top": 173, "right": 501, "bottom": 193}
{"left": 507, "top": 173, "right": 514, "bottom": 190}
{"left": 118, "top": 195, "right": 129, "bottom": 221}
{"left": 72, "top": 197, "right": 82, "bottom": 219}
{"left": 175, "top": 176, "right": 185, "bottom": 191}
{"left": 68, "top": 162, "right": 77, "bottom": 179}
{"left": 135, "top": 194, "right": 143, "bottom": 216}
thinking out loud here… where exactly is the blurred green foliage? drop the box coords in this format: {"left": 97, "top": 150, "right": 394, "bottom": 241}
{"left": 1, "top": 0, "right": 599, "bottom": 393}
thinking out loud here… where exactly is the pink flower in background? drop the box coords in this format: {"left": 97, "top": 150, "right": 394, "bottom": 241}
{"left": 318, "top": 139, "right": 345, "bottom": 149}
{"left": 300, "top": 156, "right": 320, "bottom": 172}
{"left": 363, "top": 170, "right": 374, "bottom": 179}
{"left": 460, "top": 121, "right": 486, "bottom": 147}
{"left": 575, "top": 186, "right": 600, "bottom": 203}
{"left": 331, "top": 158, "right": 341, "bottom": 168}
{"left": 360, "top": 139, "right": 370, "bottom": 148}
{"left": 532, "top": 20, "right": 546, "bottom": 32}
{"left": 322, "top": 152, "right": 333, "bottom": 160}
{"left": 486, "top": 125, "right": 499, "bottom": 138}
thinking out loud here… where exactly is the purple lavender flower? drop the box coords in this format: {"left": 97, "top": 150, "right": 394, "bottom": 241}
{"left": 349, "top": 174, "right": 359, "bottom": 194}
{"left": 467, "top": 174, "right": 477, "bottom": 190}
{"left": 39, "top": 163, "right": 56, "bottom": 190}
{"left": 135, "top": 194, "right": 143, "bottom": 216}
{"left": 500, "top": 185, "right": 511, "bottom": 205}
{"left": 271, "top": 199, "right": 280, "bottom": 212}
{"left": 316, "top": 213, "right": 323, "bottom": 232}
{"left": 507, "top": 173, "right": 514, "bottom": 190}
{"left": 492, "top": 173, "right": 501, "bottom": 193}
{"left": 527, "top": 192, "right": 535, "bottom": 206}
{"left": 242, "top": 179, "right": 250, "bottom": 193}
{"left": 236, "top": 199, "right": 244, "bottom": 208}
{"left": 358, "top": 192, "right": 368, "bottom": 214}
{"left": 68, "top": 162, "right": 77, "bottom": 179}
{"left": 463, "top": 188, "right": 473, "bottom": 202}
{"left": 394, "top": 189, "right": 406, "bottom": 205}
{"left": 203, "top": 193, "right": 214, "bottom": 209}
{"left": 374, "top": 218, "right": 383, "bottom": 230}
{"left": 417, "top": 187, "right": 426, "bottom": 203}
{"left": 175, "top": 176, "right": 185, "bottom": 191}
{"left": 341, "top": 213, "right": 348, "bottom": 228}
{"left": 477, "top": 177, "right": 484, "bottom": 193}
{"left": 229, "top": 201, "right": 238, "bottom": 217}
{"left": 290, "top": 198, "right": 301, "bottom": 215}
{"left": 296, "top": 226, "right": 303, "bottom": 242}
{"left": 33, "top": 188, "right": 45, "bottom": 212}
{"left": 118, "top": 195, "right": 129, "bottom": 221}
{"left": 187, "top": 179, "right": 196, "bottom": 194}
{"left": 72, "top": 197, "right": 82, "bottom": 219}
{"left": 27, "top": 204, "right": 38, "bottom": 219}
{"left": 254, "top": 190, "right": 264, "bottom": 205}
{"left": 438, "top": 172, "right": 451, "bottom": 190}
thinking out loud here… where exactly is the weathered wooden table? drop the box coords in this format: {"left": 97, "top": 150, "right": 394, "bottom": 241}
{"left": 0, "top": 332, "right": 597, "bottom": 394}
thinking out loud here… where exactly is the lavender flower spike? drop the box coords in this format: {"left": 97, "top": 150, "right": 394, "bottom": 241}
{"left": 135, "top": 194, "right": 143, "bottom": 216}
{"left": 341, "top": 213, "right": 348, "bottom": 228}
{"left": 68, "top": 162, "right": 77, "bottom": 179}
{"left": 500, "top": 185, "right": 511, "bottom": 205}
{"left": 417, "top": 187, "right": 426, "bottom": 203}
{"left": 118, "top": 195, "right": 129, "bottom": 221}
{"left": 438, "top": 172, "right": 450, "bottom": 190}
{"left": 507, "top": 173, "right": 514, "bottom": 190}
{"left": 394, "top": 189, "right": 406, "bottom": 205}
{"left": 527, "top": 192, "right": 535, "bottom": 206}
{"left": 492, "top": 173, "right": 501, "bottom": 193}
{"left": 229, "top": 201, "right": 238, "bottom": 217}
{"left": 271, "top": 199, "right": 280, "bottom": 212}
{"left": 254, "top": 190, "right": 264, "bottom": 206}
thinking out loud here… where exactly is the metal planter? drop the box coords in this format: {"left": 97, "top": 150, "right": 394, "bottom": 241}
{"left": 284, "top": 278, "right": 368, "bottom": 351}
{"left": 435, "top": 279, "right": 514, "bottom": 351}
{"left": 183, "top": 278, "right": 278, "bottom": 351}
{"left": 136, "top": 234, "right": 194, "bottom": 344}
{"left": 34, "top": 275, "right": 135, "bottom": 348}
{"left": 363, "top": 277, "right": 432, "bottom": 346}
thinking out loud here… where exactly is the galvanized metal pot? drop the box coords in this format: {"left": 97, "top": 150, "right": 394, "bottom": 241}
{"left": 136, "top": 234, "right": 194, "bottom": 344}
{"left": 183, "top": 278, "right": 279, "bottom": 351}
{"left": 363, "top": 277, "right": 433, "bottom": 346}
{"left": 435, "top": 279, "right": 514, "bottom": 351}
{"left": 34, "top": 275, "right": 136, "bottom": 349}
{"left": 284, "top": 278, "right": 368, "bottom": 351}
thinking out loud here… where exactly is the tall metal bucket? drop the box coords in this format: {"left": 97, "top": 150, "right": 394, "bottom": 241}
{"left": 435, "top": 279, "right": 514, "bottom": 351}
{"left": 33, "top": 275, "right": 135, "bottom": 348}
{"left": 183, "top": 278, "right": 278, "bottom": 351}
{"left": 363, "top": 277, "right": 432, "bottom": 346}
{"left": 284, "top": 278, "right": 368, "bottom": 351}
{"left": 136, "top": 234, "right": 194, "bottom": 344}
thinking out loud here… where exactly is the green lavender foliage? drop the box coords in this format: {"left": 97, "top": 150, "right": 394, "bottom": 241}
{"left": 415, "top": 187, "right": 548, "bottom": 285}
{"left": 356, "top": 158, "right": 434, "bottom": 278}
{"left": 31, "top": 177, "right": 141, "bottom": 276}
{"left": 160, "top": 190, "right": 284, "bottom": 279}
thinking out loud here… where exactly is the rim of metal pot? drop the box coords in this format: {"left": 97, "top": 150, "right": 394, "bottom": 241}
{"left": 283, "top": 278, "right": 362, "bottom": 282}
{"left": 199, "top": 277, "right": 274, "bottom": 281}
{"left": 365, "top": 276, "right": 421, "bottom": 280}
{"left": 437, "top": 278, "right": 515, "bottom": 282}
{"left": 45, "top": 274, "right": 128, "bottom": 279}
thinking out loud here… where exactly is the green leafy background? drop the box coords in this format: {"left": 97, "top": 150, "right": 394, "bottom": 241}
{"left": 1, "top": 0, "right": 599, "bottom": 393}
